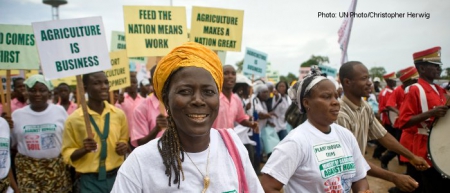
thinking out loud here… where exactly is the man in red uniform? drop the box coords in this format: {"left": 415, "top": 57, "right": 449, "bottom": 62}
{"left": 373, "top": 72, "right": 397, "bottom": 161}
{"left": 384, "top": 67, "right": 420, "bottom": 193}
{"left": 398, "top": 46, "right": 449, "bottom": 192}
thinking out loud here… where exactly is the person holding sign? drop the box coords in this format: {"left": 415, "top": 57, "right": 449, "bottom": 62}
{"left": 61, "top": 71, "right": 129, "bottom": 193}
{"left": 112, "top": 42, "right": 263, "bottom": 192}
{"left": 261, "top": 68, "right": 371, "bottom": 193}
{"left": 56, "top": 83, "right": 78, "bottom": 115}
{"left": 11, "top": 74, "right": 71, "bottom": 192}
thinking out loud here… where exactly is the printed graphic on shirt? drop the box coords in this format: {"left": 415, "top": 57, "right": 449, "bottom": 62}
{"left": 0, "top": 138, "right": 8, "bottom": 168}
{"left": 319, "top": 156, "right": 356, "bottom": 179}
{"left": 313, "top": 141, "right": 345, "bottom": 162}
{"left": 323, "top": 176, "right": 342, "bottom": 193}
{"left": 340, "top": 173, "right": 354, "bottom": 192}
{"left": 22, "top": 124, "right": 57, "bottom": 151}
{"left": 41, "top": 133, "right": 56, "bottom": 150}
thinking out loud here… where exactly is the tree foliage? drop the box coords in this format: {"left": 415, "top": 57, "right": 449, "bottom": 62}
{"left": 369, "top": 66, "right": 387, "bottom": 79}
{"left": 236, "top": 59, "right": 244, "bottom": 73}
{"left": 300, "top": 55, "right": 330, "bottom": 67}
{"left": 279, "top": 73, "right": 298, "bottom": 85}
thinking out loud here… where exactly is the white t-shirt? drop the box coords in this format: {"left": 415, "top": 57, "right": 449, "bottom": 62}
{"left": 271, "top": 94, "right": 292, "bottom": 132}
{"left": 11, "top": 104, "right": 68, "bottom": 159}
{"left": 262, "top": 121, "right": 370, "bottom": 193}
{"left": 0, "top": 118, "right": 10, "bottom": 179}
{"left": 111, "top": 129, "right": 264, "bottom": 193}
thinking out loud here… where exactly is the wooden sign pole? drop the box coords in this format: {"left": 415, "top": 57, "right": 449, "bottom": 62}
{"left": 75, "top": 75, "right": 93, "bottom": 138}
{"left": 109, "top": 91, "right": 115, "bottom": 104}
{"left": 5, "top": 70, "right": 12, "bottom": 117}
{"left": 0, "top": 78, "right": 6, "bottom": 116}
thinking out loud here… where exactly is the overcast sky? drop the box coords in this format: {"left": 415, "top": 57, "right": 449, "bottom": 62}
{"left": 2, "top": 0, "right": 449, "bottom": 77}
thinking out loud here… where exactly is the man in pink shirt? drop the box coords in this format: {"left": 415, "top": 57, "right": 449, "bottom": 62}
{"left": 11, "top": 77, "right": 27, "bottom": 113}
{"left": 56, "top": 83, "right": 78, "bottom": 115}
{"left": 132, "top": 93, "right": 167, "bottom": 147}
{"left": 115, "top": 73, "right": 144, "bottom": 134}
{"left": 212, "top": 65, "right": 258, "bottom": 131}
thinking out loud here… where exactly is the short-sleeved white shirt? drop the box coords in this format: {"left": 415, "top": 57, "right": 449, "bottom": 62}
{"left": 12, "top": 104, "right": 68, "bottom": 159}
{"left": 0, "top": 118, "right": 10, "bottom": 179}
{"left": 262, "top": 121, "right": 370, "bottom": 193}
{"left": 111, "top": 129, "right": 264, "bottom": 193}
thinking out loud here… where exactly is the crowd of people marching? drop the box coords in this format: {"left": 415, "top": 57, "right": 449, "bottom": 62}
{"left": 0, "top": 43, "right": 449, "bottom": 193}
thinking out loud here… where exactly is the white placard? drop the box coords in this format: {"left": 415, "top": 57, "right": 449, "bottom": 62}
{"left": 32, "top": 16, "right": 111, "bottom": 79}
{"left": 243, "top": 47, "right": 267, "bottom": 80}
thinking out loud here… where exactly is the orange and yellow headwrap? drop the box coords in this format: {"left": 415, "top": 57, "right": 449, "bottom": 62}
{"left": 153, "top": 42, "right": 223, "bottom": 104}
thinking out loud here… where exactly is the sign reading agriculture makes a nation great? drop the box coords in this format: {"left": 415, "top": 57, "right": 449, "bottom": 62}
{"left": 123, "top": 6, "right": 188, "bottom": 57}
{"left": 190, "top": 6, "right": 244, "bottom": 52}
{"left": 0, "top": 24, "right": 40, "bottom": 69}
{"left": 32, "top": 17, "right": 111, "bottom": 79}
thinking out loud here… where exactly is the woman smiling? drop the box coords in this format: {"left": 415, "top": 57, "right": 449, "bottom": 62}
{"left": 112, "top": 42, "right": 263, "bottom": 193}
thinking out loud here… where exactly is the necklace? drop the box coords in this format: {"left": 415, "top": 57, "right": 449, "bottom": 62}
{"left": 185, "top": 144, "right": 211, "bottom": 193}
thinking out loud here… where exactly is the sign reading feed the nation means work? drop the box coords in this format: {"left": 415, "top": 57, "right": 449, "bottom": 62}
{"left": 190, "top": 6, "right": 244, "bottom": 52}
{"left": 32, "top": 17, "right": 111, "bottom": 79}
{"left": 106, "top": 50, "right": 130, "bottom": 90}
{"left": 123, "top": 6, "right": 188, "bottom": 57}
{"left": 0, "top": 24, "right": 40, "bottom": 69}
{"left": 243, "top": 47, "right": 268, "bottom": 79}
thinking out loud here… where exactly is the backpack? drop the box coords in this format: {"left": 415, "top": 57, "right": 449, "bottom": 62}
{"left": 284, "top": 103, "right": 307, "bottom": 128}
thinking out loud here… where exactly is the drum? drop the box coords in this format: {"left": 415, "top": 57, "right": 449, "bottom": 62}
{"left": 388, "top": 111, "right": 398, "bottom": 127}
{"left": 428, "top": 109, "right": 450, "bottom": 178}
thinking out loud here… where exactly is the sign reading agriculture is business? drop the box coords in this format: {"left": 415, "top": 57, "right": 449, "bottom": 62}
{"left": 123, "top": 6, "right": 188, "bottom": 57}
{"left": 190, "top": 6, "right": 244, "bottom": 52}
{"left": 243, "top": 47, "right": 268, "bottom": 79}
{"left": 0, "top": 24, "right": 40, "bottom": 69}
{"left": 32, "top": 16, "right": 111, "bottom": 79}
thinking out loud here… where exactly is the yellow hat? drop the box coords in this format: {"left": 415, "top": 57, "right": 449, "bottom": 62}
{"left": 153, "top": 42, "right": 223, "bottom": 104}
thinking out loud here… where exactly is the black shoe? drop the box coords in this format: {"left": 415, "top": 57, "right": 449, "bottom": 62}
{"left": 381, "top": 162, "right": 388, "bottom": 170}
{"left": 388, "top": 187, "right": 398, "bottom": 193}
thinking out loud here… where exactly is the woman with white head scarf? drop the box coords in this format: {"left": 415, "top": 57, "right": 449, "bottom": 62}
{"left": 261, "top": 67, "right": 371, "bottom": 193}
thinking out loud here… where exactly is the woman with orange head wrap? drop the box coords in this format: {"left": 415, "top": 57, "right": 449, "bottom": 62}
{"left": 112, "top": 42, "right": 263, "bottom": 193}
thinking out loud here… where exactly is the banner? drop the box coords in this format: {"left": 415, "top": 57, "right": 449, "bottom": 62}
{"left": 123, "top": 6, "right": 188, "bottom": 57}
{"left": 190, "top": 6, "right": 244, "bottom": 52}
{"left": 110, "top": 31, "right": 147, "bottom": 64}
{"left": 338, "top": 0, "right": 357, "bottom": 65}
{"left": 106, "top": 50, "right": 130, "bottom": 91}
{"left": 243, "top": 47, "right": 268, "bottom": 80}
{"left": 32, "top": 16, "right": 111, "bottom": 79}
{"left": 0, "top": 24, "right": 40, "bottom": 69}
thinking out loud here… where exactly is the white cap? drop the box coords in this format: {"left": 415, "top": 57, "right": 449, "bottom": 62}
{"left": 236, "top": 74, "right": 252, "bottom": 86}
{"left": 140, "top": 79, "right": 150, "bottom": 86}
{"left": 373, "top": 77, "right": 381, "bottom": 82}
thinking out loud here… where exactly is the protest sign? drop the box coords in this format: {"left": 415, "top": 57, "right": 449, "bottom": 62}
{"left": 243, "top": 47, "right": 268, "bottom": 79}
{"left": 32, "top": 16, "right": 111, "bottom": 79}
{"left": 123, "top": 6, "right": 188, "bottom": 57}
{"left": 190, "top": 6, "right": 244, "bottom": 52}
{"left": 106, "top": 50, "right": 130, "bottom": 91}
{"left": 110, "top": 31, "right": 147, "bottom": 64}
{"left": 0, "top": 24, "right": 40, "bottom": 69}
{"left": 318, "top": 64, "right": 337, "bottom": 77}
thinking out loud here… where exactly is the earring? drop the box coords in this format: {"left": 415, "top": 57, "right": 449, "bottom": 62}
{"left": 307, "top": 107, "right": 310, "bottom": 111}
